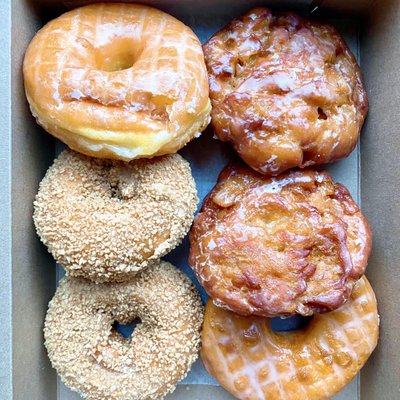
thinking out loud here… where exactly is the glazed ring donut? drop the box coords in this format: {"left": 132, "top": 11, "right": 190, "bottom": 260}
{"left": 201, "top": 276, "right": 379, "bottom": 400}
{"left": 44, "top": 261, "right": 204, "bottom": 400}
{"left": 34, "top": 150, "right": 198, "bottom": 283}
{"left": 203, "top": 8, "right": 367, "bottom": 176}
{"left": 23, "top": 3, "right": 211, "bottom": 160}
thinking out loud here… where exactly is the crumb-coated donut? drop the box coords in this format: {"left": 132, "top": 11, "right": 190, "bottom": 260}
{"left": 44, "top": 261, "right": 204, "bottom": 400}
{"left": 189, "top": 163, "right": 371, "bottom": 317}
{"left": 23, "top": 3, "right": 211, "bottom": 160}
{"left": 34, "top": 150, "right": 198, "bottom": 283}
{"left": 201, "top": 276, "right": 379, "bottom": 400}
{"left": 203, "top": 8, "right": 368, "bottom": 176}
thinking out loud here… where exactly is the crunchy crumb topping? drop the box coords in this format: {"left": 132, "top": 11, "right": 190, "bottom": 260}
{"left": 33, "top": 150, "right": 198, "bottom": 283}
{"left": 44, "top": 261, "right": 204, "bottom": 400}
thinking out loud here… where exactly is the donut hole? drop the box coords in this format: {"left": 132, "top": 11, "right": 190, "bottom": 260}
{"left": 270, "top": 315, "right": 313, "bottom": 332}
{"left": 108, "top": 169, "right": 137, "bottom": 200}
{"left": 97, "top": 51, "right": 136, "bottom": 72}
{"left": 95, "top": 38, "right": 138, "bottom": 72}
{"left": 112, "top": 318, "right": 142, "bottom": 340}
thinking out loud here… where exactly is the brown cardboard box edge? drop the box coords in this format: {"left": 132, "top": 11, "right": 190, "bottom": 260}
{"left": 360, "top": 0, "right": 400, "bottom": 398}
{"left": 10, "top": 1, "right": 57, "bottom": 400}
{"left": 0, "top": 0, "right": 12, "bottom": 399}
{"left": 3, "top": 0, "right": 400, "bottom": 399}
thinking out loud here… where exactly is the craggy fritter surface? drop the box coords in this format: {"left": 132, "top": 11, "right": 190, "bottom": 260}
{"left": 203, "top": 8, "right": 368, "bottom": 176}
{"left": 189, "top": 163, "right": 371, "bottom": 317}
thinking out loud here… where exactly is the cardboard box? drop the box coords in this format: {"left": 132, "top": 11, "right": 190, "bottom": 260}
{"left": 1, "top": 0, "right": 399, "bottom": 399}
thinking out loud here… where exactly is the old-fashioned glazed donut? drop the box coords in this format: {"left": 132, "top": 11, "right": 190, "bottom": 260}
{"left": 44, "top": 261, "right": 204, "bottom": 400}
{"left": 24, "top": 3, "right": 211, "bottom": 160}
{"left": 34, "top": 150, "right": 198, "bottom": 283}
{"left": 189, "top": 163, "right": 371, "bottom": 317}
{"left": 201, "top": 276, "right": 379, "bottom": 400}
{"left": 203, "top": 8, "right": 367, "bottom": 175}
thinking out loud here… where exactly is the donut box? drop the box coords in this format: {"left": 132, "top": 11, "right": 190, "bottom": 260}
{"left": 1, "top": 0, "right": 399, "bottom": 399}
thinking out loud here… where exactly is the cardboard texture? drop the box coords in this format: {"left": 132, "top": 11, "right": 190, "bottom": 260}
{"left": 360, "top": 0, "right": 400, "bottom": 398}
{"left": 2, "top": 0, "right": 399, "bottom": 399}
{"left": 10, "top": 1, "right": 57, "bottom": 400}
{"left": 0, "top": 1, "right": 12, "bottom": 400}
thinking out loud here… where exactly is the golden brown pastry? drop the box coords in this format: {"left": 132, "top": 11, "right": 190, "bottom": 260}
{"left": 201, "top": 276, "right": 379, "bottom": 400}
{"left": 23, "top": 3, "right": 211, "bottom": 160}
{"left": 34, "top": 150, "right": 198, "bottom": 283}
{"left": 45, "top": 261, "right": 204, "bottom": 400}
{"left": 189, "top": 163, "right": 371, "bottom": 317}
{"left": 203, "top": 8, "right": 367, "bottom": 175}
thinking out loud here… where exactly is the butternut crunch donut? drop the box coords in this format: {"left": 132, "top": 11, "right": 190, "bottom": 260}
{"left": 34, "top": 150, "right": 198, "bottom": 283}
{"left": 44, "top": 261, "right": 204, "bottom": 400}
{"left": 201, "top": 276, "right": 379, "bottom": 400}
{"left": 23, "top": 3, "right": 211, "bottom": 160}
{"left": 203, "top": 8, "right": 367, "bottom": 175}
{"left": 189, "top": 163, "right": 371, "bottom": 317}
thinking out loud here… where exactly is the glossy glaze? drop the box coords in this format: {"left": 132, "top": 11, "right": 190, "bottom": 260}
{"left": 203, "top": 8, "right": 368, "bottom": 175}
{"left": 189, "top": 163, "right": 372, "bottom": 317}
{"left": 201, "top": 276, "right": 379, "bottom": 400}
{"left": 24, "top": 3, "right": 211, "bottom": 160}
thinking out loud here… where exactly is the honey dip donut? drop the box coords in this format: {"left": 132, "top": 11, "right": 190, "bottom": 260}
{"left": 201, "top": 276, "right": 379, "bottom": 400}
{"left": 34, "top": 150, "right": 198, "bottom": 283}
{"left": 203, "top": 8, "right": 368, "bottom": 175}
{"left": 44, "top": 261, "right": 204, "bottom": 400}
{"left": 189, "top": 163, "right": 371, "bottom": 317}
{"left": 23, "top": 3, "right": 211, "bottom": 160}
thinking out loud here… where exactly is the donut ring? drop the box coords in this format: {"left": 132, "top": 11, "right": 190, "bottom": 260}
{"left": 203, "top": 8, "right": 367, "bottom": 176}
{"left": 34, "top": 150, "right": 198, "bottom": 283}
{"left": 201, "top": 276, "right": 379, "bottom": 400}
{"left": 44, "top": 261, "right": 204, "bottom": 400}
{"left": 189, "top": 163, "right": 371, "bottom": 317}
{"left": 23, "top": 3, "right": 211, "bottom": 160}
